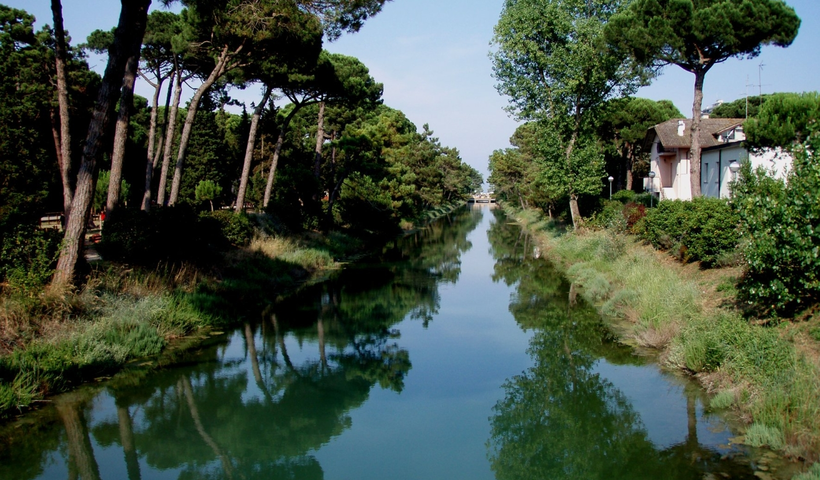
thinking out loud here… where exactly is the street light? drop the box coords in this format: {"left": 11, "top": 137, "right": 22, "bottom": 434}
{"left": 728, "top": 161, "right": 741, "bottom": 198}
{"left": 608, "top": 176, "right": 614, "bottom": 200}
{"left": 648, "top": 171, "right": 656, "bottom": 208}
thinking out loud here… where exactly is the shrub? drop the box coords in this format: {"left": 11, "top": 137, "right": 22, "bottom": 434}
{"left": 0, "top": 223, "right": 62, "bottom": 291}
{"left": 611, "top": 189, "right": 637, "bottom": 204}
{"left": 623, "top": 202, "right": 646, "bottom": 233}
{"left": 588, "top": 200, "right": 627, "bottom": 232}
{"left": 640, "top": 197, "right": 739, "bottom": 267}
{"left": 99, "top": 206, "right": 202, "bottom": 263}
{"left": 201, "top": 210, "right": 254, "bottom": 247}
{"left": 733, "top": 129, "right": 820, "bottom": 313}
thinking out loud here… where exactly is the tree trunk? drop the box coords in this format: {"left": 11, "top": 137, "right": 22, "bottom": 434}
{"left": 106, "top": 48, "right": 141, "bottom": 218}
{"left": 263, "top": 109, "right": 299, "bottom": 208}
{"left": 51, "top": 0, "right": 151, "bottom": 290}
{"left": 235, "top": 86, "right": 271, "bottom": 212}
{"left": 51, "top": 0, "right": 74, "bottom": 220}
{"left": 169, "top": 45, "right": 236, "bottom": 206}
{"left": 324, "top": 131, "right": 337, "bottom": 228}
{"left": 569, "top": 194, "right": 582, "bottom": 229}
{"left": 314, "top": 101, "right": 326, "bottom": 183}
{"left": 157, "top": 64, "right": 183, "bottom": 207}
{"left": 625, "top": 143, "right": 634, "bottom": 191}
{"left": 566, "top": 108, "right": 582, "bottom": 229}
{"left": 141, "top": 71, "right": 170, "bottom": 211}
{"left": 689, "top": 69, "right": 705, "bottom": 199}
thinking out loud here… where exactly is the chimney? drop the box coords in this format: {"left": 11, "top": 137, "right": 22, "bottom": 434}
{"left": 677, "top": 120, "right": 685, "bottom": 137}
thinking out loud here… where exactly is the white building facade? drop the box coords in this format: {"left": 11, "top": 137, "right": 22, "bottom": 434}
{"left": 646, "top": 118, "right": 791, "bottom": 200}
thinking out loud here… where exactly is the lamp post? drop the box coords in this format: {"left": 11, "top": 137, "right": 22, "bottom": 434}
{"left": 728, "top": 161, "right": 741, "bottom": 198}
{"left": 648, "top": 171, "right": 656, "bottom": 208}
{"left": 608, "top": 176, "right": 614, "bottom": 200}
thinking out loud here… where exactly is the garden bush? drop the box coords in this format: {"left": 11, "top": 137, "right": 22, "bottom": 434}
{"left": 733, "top": 129, "right": 820, "bottom": 313}
{"left": 0, "top": 222, "right": 62, "bottom": 291}
{"left": 640, "top": 197, "right": 739, "bottom": 267}
{"left": 200, "top": 210, "right": 254, "bottom": 247}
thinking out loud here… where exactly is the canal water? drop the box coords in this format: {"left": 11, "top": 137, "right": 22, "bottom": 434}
{"left": 0, "top": 206, "right": 786, "bottom": 479}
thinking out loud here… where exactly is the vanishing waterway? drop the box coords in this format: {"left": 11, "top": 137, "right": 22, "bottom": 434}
{"left": 0, "top": 206, "right": 790, "bottom": 479}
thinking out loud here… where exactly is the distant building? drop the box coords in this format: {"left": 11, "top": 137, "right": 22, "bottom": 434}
{"left": 644, "top": 118, "right": 792, "bottom": 200}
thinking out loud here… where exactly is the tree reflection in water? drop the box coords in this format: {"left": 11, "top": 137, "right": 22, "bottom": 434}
{"left": 485, "top": 209, "right": 758, "bottom": 480}
{"left": 0, "top": 207, "right": 483, "bottom": 480}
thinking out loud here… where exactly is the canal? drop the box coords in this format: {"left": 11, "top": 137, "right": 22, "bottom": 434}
{"left": 0, "top": 206, "right": 782, "bottom": 479}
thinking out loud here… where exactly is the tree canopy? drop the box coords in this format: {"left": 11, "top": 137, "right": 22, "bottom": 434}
{"left": 492, "top": 0, "right": 648, "bottom": 227}
{"left": 606, "top": 0, "right": 801, "bottom": 197}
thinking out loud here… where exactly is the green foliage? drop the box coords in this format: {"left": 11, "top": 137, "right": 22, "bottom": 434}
{"left": 744, "top": 423, "right": 786, "bottom": 450}
{"left": 95, "top": 170, "right": 131, "bottom": 212}
{"left": 99, "top": 206, "right": 208, "bottom": 264}
{"left": 0, "top": 222, "right": 62, "bottom": 291}
{"left": 195, "top": 179, "right": 223, "bottom": 211}
{"left": 492, "top": 0, "right": 649, "bottom": 225}
{"left": 612, "top": 189, "right": 637, "bottom": 203}
{"left": 744, "top": 91, "right": 820, "bottom": 152}
{"left": 709, "top": 390, "right": 736, "bottom": 410}
{"left": 733, "top": 127, "right": 820, "bottom": 313}
{"left": 640, "top": 198, "right": 739, "bottom": 267}
{"left": 710, "top": 95, "right": 770, "bottom": 119}
{"left": 607, "top": 0, "right": 800, "bottom": 74}
{"left": 0, "top": 6, "right": 97, "bottom": 222}
{"left": 201, "top": 210, "right": 254, "bottom": 246}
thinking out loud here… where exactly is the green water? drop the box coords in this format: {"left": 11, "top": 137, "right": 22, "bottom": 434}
{"left": 0, "top": 206, "right": 786, "bottom": 479}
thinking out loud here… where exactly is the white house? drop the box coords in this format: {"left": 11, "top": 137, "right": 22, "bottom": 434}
{"left": 645, "top": 118, "right": 792, "bottom": 200}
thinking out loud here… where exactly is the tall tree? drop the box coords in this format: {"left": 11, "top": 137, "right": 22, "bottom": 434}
{"left": 492, "top": 0, "right": 647, "bottom": 228}
{"left": 139, "top": 10, "right": 183, "bottom": 210}
{"left": 606, "top": 0, "right": 800, "bottom": 198}
{"left": 51, "top": 0, "right": 152, "bottom": 289}
{"left": 599, "top": 97, "right": 681, "bottom": 190}
{"left": 168, "top": 0, "right": 389, "bottom": 207}
{"left": 50, "top": 0, "right": 73, "bottom": 219}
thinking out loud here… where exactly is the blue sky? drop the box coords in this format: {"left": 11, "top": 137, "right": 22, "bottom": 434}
{"left": 9, "top": 0, "right": 820, "bottom": 182}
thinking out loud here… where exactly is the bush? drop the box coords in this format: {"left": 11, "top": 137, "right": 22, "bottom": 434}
{"left": 640, "top": 197, "right": 739, "bottom": 267}
{"left": 201, "top": 210, "right": 254, "bottom": 247}
{"left": 611, "top": 189, "right": 636, "bottom": 204}
{"left": 0, "top": 223, "right": 62, "bottom": 291}
{"left": 733, "top": 130, "right": 820, "bottom": 313}
{"left": 588, "top": 200, "right": 628, "bottom": 232}
{"left": 100, "top": 207, "right": 258, "bottom": 264}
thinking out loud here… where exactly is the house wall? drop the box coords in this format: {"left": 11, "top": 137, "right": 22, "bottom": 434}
{"left": 649, "top": 137, "right": 691, "bottom": 200}
{"left": 702, "top": 145, "right": 792, "bottom": 199}
{"left": 702, "top": 144, "right": 743, "bottom": 199}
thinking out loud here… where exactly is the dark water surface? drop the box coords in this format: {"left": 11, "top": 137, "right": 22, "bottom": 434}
{"left": 0, "top": 206, "right": 788, "bottom": 479}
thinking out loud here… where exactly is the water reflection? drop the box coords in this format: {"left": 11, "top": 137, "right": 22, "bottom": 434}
{"left": 0, "top": 208, "right": 482, "bottom": 480}
{"left": 485, "top": 210, "right": 757, "bottom": 479}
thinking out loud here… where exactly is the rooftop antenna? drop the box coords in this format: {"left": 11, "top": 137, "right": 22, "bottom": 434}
{"left": 758, "top": 63, "right": 765, "bottom": 97}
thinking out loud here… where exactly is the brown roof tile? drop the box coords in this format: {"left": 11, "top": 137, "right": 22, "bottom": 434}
{"left": 651, "top": 118, "right": 744, "bottom": 149}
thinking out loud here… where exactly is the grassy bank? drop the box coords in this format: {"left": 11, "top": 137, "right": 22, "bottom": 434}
{"left": 0, "top": 227, "right": 364, "bottom": 419}
{"left": 504, "top": 204, "right": 820, "bottom": 471}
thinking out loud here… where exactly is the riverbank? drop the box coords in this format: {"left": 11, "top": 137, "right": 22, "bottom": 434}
{"left": 503, "top": 204, "right": 820, "bottom": 477}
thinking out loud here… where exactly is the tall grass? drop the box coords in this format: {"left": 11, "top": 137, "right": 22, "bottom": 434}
{"left": 506, "top": 204, "right": 820, "bottom": 462}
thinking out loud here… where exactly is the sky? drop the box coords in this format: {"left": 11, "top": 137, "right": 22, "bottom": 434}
{"left": 8, "top": 0, "right": 820, "bottom": 183}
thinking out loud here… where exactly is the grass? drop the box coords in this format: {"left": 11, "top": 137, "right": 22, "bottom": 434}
{"left": 505, "top": 203, "right": 820, "bottom": 466}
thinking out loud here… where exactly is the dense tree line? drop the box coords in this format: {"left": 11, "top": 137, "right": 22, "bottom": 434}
{"left": 0, "top": 1, "right": 481, "bottom": 290}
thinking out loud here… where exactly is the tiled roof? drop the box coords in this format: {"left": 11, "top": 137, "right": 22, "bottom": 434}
{"left": 651, "top": 118, "right": 744, "bottom": 149}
